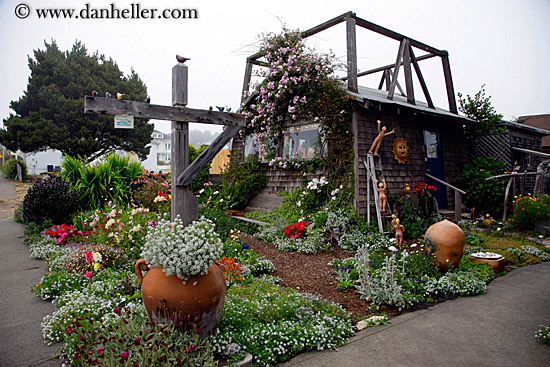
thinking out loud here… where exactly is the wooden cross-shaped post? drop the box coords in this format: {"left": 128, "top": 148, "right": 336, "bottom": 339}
{"left": 84, "top": 63, "right": 246, "bottom": 226}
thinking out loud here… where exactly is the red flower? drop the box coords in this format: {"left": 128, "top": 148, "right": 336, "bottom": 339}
{"left": 121, "top": 351, "right": 129, "bottom": 360}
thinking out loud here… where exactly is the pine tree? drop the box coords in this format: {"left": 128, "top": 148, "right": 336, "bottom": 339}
{"left": 0, "top": 40, "right": 153, "bottom": 161}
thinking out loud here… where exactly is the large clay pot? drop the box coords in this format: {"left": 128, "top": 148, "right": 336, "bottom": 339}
{"left": 424, "top": 219, "right": 465, "bottom": 272}
{"left": 135, "top": 259, "right": 226, "bottom": 337}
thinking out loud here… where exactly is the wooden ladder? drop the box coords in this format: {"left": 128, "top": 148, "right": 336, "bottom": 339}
{"left": 363, "top": 154, "right": 390, "bottom": 233}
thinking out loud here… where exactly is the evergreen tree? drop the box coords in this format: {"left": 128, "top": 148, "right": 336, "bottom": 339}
{"left": 458, "top": 84, "right": 504, "bottom": 143}
{"left": 0, "top": 40, "right": 153, "bottom": 161}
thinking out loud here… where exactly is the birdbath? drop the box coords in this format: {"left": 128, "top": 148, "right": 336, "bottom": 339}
{"left": 468, "top": 252, "right": 505, "bottom": 274}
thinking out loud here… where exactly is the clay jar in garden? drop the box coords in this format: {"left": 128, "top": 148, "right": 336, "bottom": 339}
{"left": 137, "top": 216, "right": 226, "bottom": 337}
{"left": 424, "top": 219, "right": 465, "bottom": 271}
{"left": 135, "top": 259, "right": 226, "bottom": 337}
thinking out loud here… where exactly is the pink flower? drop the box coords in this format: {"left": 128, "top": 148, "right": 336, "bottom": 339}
{"left": 85, "top": 271, "right": 93, "bottom": 279}
{"left": 85, "top": 252, "right": 94, "bottom": 264}
{"left": 121, "top": 351, "right": 129, "bottom": 360}
{"left": 96, "top": 347, "right": 104, "bottom": 355}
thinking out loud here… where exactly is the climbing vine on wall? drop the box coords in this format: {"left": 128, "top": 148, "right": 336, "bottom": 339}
{"left": 242, "top": 29, "right": 353, "bottom": 187}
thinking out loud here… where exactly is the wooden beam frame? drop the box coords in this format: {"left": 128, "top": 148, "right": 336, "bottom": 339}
{"left": 388, "top": 38, "right": 407, "bottom": 100}
{"left": 409, "top": 46, "right": 434, "bottom": 108}
{"left": 177, "top": 125, "right": 241, "bottom": 186}
{"left": 402, "top": 39, "right": 415, "bottom": 104}
{"left": 441, "top": 55, "right": 458, "bottom": 113}
{"left": 346, "top": 13, "right": 358, "bottom": 93}
{"left": 84, "top": 96, "right": 245, "bottom": 126}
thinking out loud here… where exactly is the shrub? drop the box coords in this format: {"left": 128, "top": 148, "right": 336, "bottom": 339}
{"left": 1, "top": 157, "right": 27, "bottom": 180}
{"left": 62, "top": 303, "right": 217, "bottom": 367}
{"left": 22, "top": 178, "right": 80, "bottom": 224}
{"left": 60, "top": 154, "right": 142, "bottom": 209}
{"left": 189, "top": 144, "right": 211, "bottom": 193}
{"left": 507, "top": 194, "right": 550, "bottom": 232}
{"left": 452, "top": 157, "right": 507, "bottom": 216}
{"left": 59, "top": 244, "right": 128, "bottom": 276}
{"left": 32, "top": 271, "right": 88, "bottom": 300}
{"left": 131, "top": 170, "right": 171, "bottom": 212}
{"left": 220, "top": 155, "right": 267, "bottom": 210}
{"left": 199, "top": 206, "right": 258, "bottom": 237}
{"left": 211, "top": 279, "right": 353, "bottom": 366}
{"left": 535, "top": 325, "right": 550, "bottom": 345}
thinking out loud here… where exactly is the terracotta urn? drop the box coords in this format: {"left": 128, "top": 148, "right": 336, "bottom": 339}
{"left": 424, "top": 219, "right": 465, "bottom": 272}
{"left": 135, "top": 259, "right": 226, "bottom": 337}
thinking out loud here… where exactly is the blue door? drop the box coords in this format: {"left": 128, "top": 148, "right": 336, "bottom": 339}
{"left": 423, "top": 129, "right": 448, "bottom": 209}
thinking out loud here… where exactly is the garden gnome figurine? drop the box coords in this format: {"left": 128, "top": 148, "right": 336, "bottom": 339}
{"left": 369, "top": 120, "right": 395, "bottom": 156}
{"left": 392, "top": 218, "right": 405, "bottom": 249}
{"left": 376, "top": 178, "right": 388, "bottom": 212}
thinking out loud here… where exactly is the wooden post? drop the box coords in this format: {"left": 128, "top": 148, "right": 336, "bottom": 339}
{"left": 171, "top": 63, "right": 198, "bottom": 225}
{"left": 454, "top": 191, "right": 462, "bottom": 223}
{"left": 402, "top": 39, "right": 415, "bottom": 104}
{"left": 346, "top": 13, "right": 358, "bottom": 93}
{"left": 441, "top": 54, "right": 458, "bottom": 113}
{"left": 388, "top": 39, "right": 407, "bottom": 100}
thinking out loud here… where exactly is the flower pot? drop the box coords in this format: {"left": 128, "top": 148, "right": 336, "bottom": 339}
{"left": 424, "top": 219, "right": 465, "bottom": 272}
{"left": 225, "top": 210, "right": 244, "bottom": 217}
{"left": 135, "top": 259, "right": 226, "bottom": 337}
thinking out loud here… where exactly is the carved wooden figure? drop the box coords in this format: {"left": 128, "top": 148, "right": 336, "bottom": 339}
{"left": 369, "top": 120, "right": 395, "bottom": 156}
{"left": 392, "top": 218, "right": 405, "bottom": 248}
{"left": 375, "top": 178, "right": 388, "bottom": 212}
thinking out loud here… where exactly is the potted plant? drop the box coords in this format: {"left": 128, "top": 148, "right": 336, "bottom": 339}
{"left": 135, "top": 216, "right": 226, "bottom": 337}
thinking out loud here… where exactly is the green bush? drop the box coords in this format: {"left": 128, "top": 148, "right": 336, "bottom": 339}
{"left": 452, "top": 157, "right": 507, "bottom": 217}
{"left": 199, "top": 206, "right": 258, "bottom": 237}
{"left": 189, "top": 144, "right": 211, "bottom": 193}
{"left": 60, "top": 154, "right": 142, "bottom": 209}
{"left": 220, "top": 155, "right": 267, "bottom": 210}
{"left": 507, "top": 194, "right": 550, "bottom": 232}
{"left": 1, "top": 157, "right": 27, "bottom": 180}
{"left": 22, "top": 178, "right": 80, "bottom": 224}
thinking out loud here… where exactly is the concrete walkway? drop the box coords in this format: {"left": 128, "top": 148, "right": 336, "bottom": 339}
{"left": 282, "top": 262, "right": 550, "bottom": 367}
{"left": 0, "top": 175, "right": 61, "bottom": 367}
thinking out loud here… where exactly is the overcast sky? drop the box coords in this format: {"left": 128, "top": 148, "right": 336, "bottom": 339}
{"left": 1, "top": 0, "right": 549, "bottom": 135}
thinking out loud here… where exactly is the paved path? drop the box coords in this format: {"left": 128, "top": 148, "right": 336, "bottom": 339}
{"left": 282, "top": 262, "right": 550, "bottom": 367}
{"left": 0, "top": 175, "right": 61, "bottom": 367}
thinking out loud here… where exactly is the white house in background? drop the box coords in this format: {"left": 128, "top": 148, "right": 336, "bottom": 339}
{"left": 152, "top": 130, "right": 171, "bottom": 172}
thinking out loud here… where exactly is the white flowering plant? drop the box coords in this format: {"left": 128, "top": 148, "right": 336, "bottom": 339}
{"left": 141, "top": 216, "right": 223, "bottom": 284}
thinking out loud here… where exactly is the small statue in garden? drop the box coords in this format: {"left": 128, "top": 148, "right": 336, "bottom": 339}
{"left": 369, "top": 120, "right": 395, "bottom": 156}
{"left": 392, "top": 218, "right": 405, "bottom": 249}
{"left": 376, "top": 178, "right": 388, "bottom": 212}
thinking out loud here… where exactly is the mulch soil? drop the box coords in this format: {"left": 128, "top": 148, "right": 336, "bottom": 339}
{"left": 240, "top": 233, "right": 400, "bottom": 321}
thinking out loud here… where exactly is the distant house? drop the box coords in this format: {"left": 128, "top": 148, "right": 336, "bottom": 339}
{"left": 151, "top": 130, "right": 172, "bottom": 172}
{"left": 517, "top": 114, "right": 550, "bottom": 153}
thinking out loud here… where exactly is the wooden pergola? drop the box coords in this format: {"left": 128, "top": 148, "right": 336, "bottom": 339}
{"left": 240, "top": 11, "right": 458, "bottom": 114}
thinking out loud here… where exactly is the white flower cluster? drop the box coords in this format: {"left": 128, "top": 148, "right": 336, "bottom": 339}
{"left": 509, "top": 245, "right": 550, "bottom": 261}
{"left": 306, "top": 176, "right": 328, "bottom": 193}
{"left": 141, "top": 216, "right": 223, "bottom": 283}
{"left": 423, "top": 270, "right": 486, "bottom": 296}
{"left": 256, "top": 225, "right": 282, "bottom": 243}
{"left": 325, "top": 208, "right": 350, "bottom": 234}
{"left": 210, "top": 284, "right": 353, "bottom": 366}
{"left": 29, "top": 238, "right": 72, "bottom": 260}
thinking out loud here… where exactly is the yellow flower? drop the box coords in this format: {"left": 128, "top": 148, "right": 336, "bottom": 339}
{"left": 93, "top": 263, "right": 100, "bottom": 271}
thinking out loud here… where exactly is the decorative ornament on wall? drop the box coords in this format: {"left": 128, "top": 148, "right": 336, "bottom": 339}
{"left": 392, "top": 137, "right": 409, "bottom": 164}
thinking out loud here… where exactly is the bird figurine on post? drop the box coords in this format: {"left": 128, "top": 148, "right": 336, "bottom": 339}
{"left": 105, "top": 92, "right": 112, "bottom": 98}
{"left": 92, "top": 90, "right": 98, "bottom": 97}
{"left": 116, "top": 93, "right": 124, "bottom": 100}
{"left": 176, "top": 55, "right": 190, "bottom": 64}
{"left": 209, "top": 106, "right": 213, "bottom": 111}
{"left": 145, "top": 96, "right": 151, "bottom": 104}
{"left": 216, "top": 106, "right": 225, "bottom": 112}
